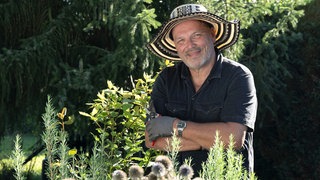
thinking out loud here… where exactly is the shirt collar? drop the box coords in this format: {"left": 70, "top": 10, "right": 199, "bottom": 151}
{"left": 208, "top": 52, "right": 223, "bottom": 80}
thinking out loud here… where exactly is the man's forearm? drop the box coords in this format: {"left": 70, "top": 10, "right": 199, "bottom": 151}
{"left": 181, "top": 121, "right": 247, "bottom": 150}
{"left": 145, "top": 131, "right": 201, "bottom": 151}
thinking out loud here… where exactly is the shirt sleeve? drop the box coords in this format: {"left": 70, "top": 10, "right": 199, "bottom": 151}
{"left": 221, "top": 65, "right": 257, "bottom": 131}
{"left": 150, "top": 68, "right": 169, "bottom": 116}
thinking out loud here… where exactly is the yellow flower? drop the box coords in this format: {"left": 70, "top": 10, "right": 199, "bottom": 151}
{"left": 68, "top": 148, "right": 77, "bottom": 156}
{"left": 57, "top": 107, "right": 67, "bottom": 120}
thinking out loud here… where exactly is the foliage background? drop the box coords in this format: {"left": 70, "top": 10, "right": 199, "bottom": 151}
{"left": 0, "top": 0, "right": 319, "bottom": 179}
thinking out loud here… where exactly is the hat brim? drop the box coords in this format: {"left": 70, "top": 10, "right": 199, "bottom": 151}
{"left": 147, "top": 12, "right": 240, "bottom": 61}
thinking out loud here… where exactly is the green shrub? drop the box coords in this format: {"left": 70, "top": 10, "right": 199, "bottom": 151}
{"left": 79, "top": 73, "right": 158, "bottom": 176}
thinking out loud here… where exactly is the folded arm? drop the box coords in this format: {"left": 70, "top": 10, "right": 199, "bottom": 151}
{"left": 145, "top": 118, "right": 247, "bottom": 151}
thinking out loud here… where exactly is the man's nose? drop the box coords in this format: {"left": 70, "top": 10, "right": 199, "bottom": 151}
{"left": 185, "top": 38, "right": 196, "bottom": 48}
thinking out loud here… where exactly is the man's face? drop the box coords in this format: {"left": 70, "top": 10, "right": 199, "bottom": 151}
{"left": 172, "top": 20, "right": 216, "bottom": 70}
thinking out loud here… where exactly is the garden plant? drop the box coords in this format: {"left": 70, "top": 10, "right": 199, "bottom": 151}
{"left": 9, "top": 72, "right": 257, "bottom": 179}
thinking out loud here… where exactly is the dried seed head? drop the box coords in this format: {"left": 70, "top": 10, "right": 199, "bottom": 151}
{"left": 147, "top": 172, "right": 158, "bottom": 180}
{"left": 112, "top": 170, "right": 128, "bottom": 180}
{"left": 151, "top": 162, "right": 167, "bottom": 177}
{"left": 148, "top": 172, "right": 166, "bottom": 180}
{"left": 155, "top": 155, "right": 173, "bottom": 171}
{"left": 179, "top": 164, "right": 194, "bottom": 179}
{"left": 129, "top": 164, "right": 144, "bottom": 179}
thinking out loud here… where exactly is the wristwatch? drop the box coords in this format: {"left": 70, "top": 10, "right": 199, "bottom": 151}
{"left": 177, "top": 120, "right": 187, "bottom": 137}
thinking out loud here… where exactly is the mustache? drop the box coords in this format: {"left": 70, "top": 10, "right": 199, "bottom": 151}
{"left": 186, "top": 47, "right": 201, "bottom": 54}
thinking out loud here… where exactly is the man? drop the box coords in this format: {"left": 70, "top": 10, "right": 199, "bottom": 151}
{"left": 145, "top": 4, "right": 257, "bottom": 175}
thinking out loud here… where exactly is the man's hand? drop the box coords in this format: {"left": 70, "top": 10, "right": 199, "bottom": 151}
{"left": 146, "top": 116, "right": 176, "bottom": 141}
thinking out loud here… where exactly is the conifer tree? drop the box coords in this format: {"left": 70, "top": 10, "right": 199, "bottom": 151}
{"left": 0, "top": 0, "right": 160, "bottom": 137}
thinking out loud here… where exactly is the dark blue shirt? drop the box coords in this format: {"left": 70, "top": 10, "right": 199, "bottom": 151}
{"left": 151, "top": 52, "right": 257, "bottom": 174}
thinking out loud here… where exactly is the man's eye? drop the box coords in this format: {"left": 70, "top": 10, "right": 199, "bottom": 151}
{"left": 194, "top": 33, "right": 202, "bottom": 38}
{"left": 176, "top": 39, "right": 184, "bottom": 45}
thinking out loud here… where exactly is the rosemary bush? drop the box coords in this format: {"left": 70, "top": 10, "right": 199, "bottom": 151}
{"left": 41, "top": 96, "right": 59, "bottom": 179}
{"left": 11, "top": 134, "right": 26, "bottom": 180}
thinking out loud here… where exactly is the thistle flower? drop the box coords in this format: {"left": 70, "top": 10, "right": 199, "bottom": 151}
{"left": 155, "top": 155, "right": 173, "bottom": 171}
{"left": 179, "top": 164, "right": 194, "bottom": 179}
{"left": 151, "top": 162, "right": 167, "bottom": 178}
{"left": 147, "top": 172, "right": 166, "bottom": 180}
{"left": 112, "top": 170, "right": 128, "bottom": 180}
{"left": 129, "top": 164, "right": 144, "bottom": 179}
{"left": 147, "top": 172, "right": 158, "bottom": 180}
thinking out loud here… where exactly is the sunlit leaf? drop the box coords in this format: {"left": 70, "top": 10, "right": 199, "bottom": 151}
{"left": 91, "top": 108, "right": 98, "bottom": 116}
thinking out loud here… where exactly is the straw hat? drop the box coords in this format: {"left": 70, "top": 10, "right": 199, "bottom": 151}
{"left": 147, "top": 4, "right": 240, "bottom": 61}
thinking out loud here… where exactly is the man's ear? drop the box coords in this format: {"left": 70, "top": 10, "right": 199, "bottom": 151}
{"left": 210, "top": 27, "right": 216, "bottom": 42}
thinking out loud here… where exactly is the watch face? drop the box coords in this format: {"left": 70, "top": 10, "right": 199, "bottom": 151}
{"left": 178, "top": 121, "right": 186, "bottom": 128}
{"left": 177, "top": 121, "right": 186, "bottom": 136}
